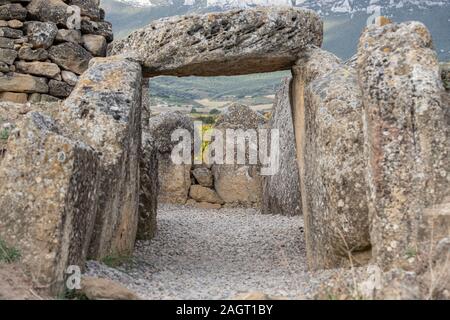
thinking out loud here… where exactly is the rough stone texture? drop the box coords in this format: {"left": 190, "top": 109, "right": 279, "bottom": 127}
{"left": 189, "top": 185, "right": 224, "bottom": 205}
{"left": 441, "top": 62, "right": 450, "bottom": 90}
{"left": 0, "top": 47, "right": 17, "bottom": 64}
{"left": 0, "top": 91, "right": 27, "bottom": 103}
{"left": 147, "top": 111, "right": 193, "bottom": 205}
{"left": 80, "top": 19, "right": 113, "bottom": 42}
{"left": 25, "top": 21, "right": 58, "bottom": 49}
{"left": 49, "top": 42, "right": 93, "bottom": 75}
{"left": 158, "top": 155, "right": 191, "bottom": 205}
{"left": 0, "top": 103, "right": 100, "bottom": 294}
{"left": 15, "top": 61, "right": 60, "bottom": 78}
{"left": 18, "top": 45, "right": 48, "bottom": 61}
{"left": 212, "top": 104, "right": 266, "bottom": 207}
{"left": 61, "top": 70, "right": 78, "bottom": 86}
{"left": 262, "top": 78, "right": 302, "bottom": 217}
{"left": 138, "top": 132, "right": 158, "bottom": 240}
{"left": 79, "top": 276, "right": 140, "bottom": 300}
{"left": 0, "top": 4, "right": 27, "bottom": 21}
{"left": 292, "top": 48, "right": 370, "bottom": 270}
{"left": 49, "top": 79, "right": 73, "bottom": 98}
{"left": 27, "top": 0, "right": 71, "bottom": 27}
{"left": 0, "top": 72, "right": 48, "bottom": 93}
{"left": 357, "top": 22, "right": 449, "bottom": 270}
{"left": 63, "top": 56, "right": 143, "bottom": 260}
{"left": 55, "top": 29, "right": 82, "bottom": 44}
{"left": 147, "top": 111, "right": 194, "bottom": 154}
{"left": 109, "top": 7, "right": 323, "bottom": 77}
{"left": 83, "top": 34, "right": 107, "bottom": 56}
{"left": 67, "top": 0, "right": 102, "bottom": 21}
{"left": 0, "top": 26, "right": 23, "bottom": 38}
{"left": 192, "top": 167, "right": 213, "bottom": 187}
{"left": 0, "top": 0, "right": 112, "bottom": 103}
{"left": 0, "top": 37, "right": 14, "bottom": 49}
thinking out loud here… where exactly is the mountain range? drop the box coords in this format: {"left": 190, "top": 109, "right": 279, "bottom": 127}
{"left": 101, "top": 0, "right": 450, "bottom": 108}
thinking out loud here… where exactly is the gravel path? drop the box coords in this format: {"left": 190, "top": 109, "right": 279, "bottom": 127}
{"left": 86, "top": 205, "right": 341, "bottom": 300}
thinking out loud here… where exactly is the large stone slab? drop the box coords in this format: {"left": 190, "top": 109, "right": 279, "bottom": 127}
{"left": 357, "top": 22, "right": 449, "bottom": 270}
{"left": 109, "top": 7, "right": 323, "bottom": 77}
{"left": 0, "top": 103, "right": 100, "bottom": 294}
{"left": 0, "top": 72, "right": 48, "bottom": 93}
{"left": 212, "top": 104, "right": 266, "bottom": 207}
{"left": 292, "top": 48, "right": 371, "bottom": 270}
{"left": 262, "top": 78, "right": 302, "bottom": 216}
{"left": 63, "top": 56, "right": 143, "bottom": 260}
{"left": 138, "top": 132, "right": 158, "bottom": 240}
{"left": 147, "top": 111, "right": 193, "bottom": 205}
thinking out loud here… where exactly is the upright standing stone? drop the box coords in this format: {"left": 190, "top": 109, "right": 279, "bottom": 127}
{"left": 138, "top": 131, "right": 158, "bottom": 240}
{"left": 147, "top": 111, "right": 193, "bottom": 205}
{"left": 212, "top": 104, "right": 266, "bottom": 207}
{"left": 357, "top": 22, "right": 450, "bottom": 270}
{"left": 291, "top": 48, "right": 371, "bottom": 270}
{"left": 0, "top": 103, "right": 100, "bottom": 295}
{"left": 262, "top": 78, "right": 302, "bottom": 216}
{"left": 64, "top": 56, "right": 143, "bottom": 260}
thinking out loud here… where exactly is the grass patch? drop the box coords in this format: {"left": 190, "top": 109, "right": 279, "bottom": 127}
{"left": 0, "top": 128, "right": 10, "bottom": 141}
{"left": 0, "top": 238, "right": 21, "bottom": 263}
{"left": 101, "top": 254, "right": 132, "bottom": 268}
{"left": 60, "top": 289, "right": 89, "bottom": 300}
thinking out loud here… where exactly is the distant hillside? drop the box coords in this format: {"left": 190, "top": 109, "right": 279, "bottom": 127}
{"left": 101, "top": 0, "right": 450, "bottom": 108}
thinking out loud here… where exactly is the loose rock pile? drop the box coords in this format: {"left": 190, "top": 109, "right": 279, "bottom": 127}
{"left": 0, "top": 0, "right": 112, "bottom": 103}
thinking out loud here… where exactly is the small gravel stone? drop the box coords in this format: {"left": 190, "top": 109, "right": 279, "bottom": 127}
{"left": 85, "top": 205, "right": 350, "bottom": 300}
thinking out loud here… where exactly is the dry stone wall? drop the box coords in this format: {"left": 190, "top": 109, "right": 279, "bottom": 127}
{"left": 0, "top": 0, "right": 112, "bottom": 103}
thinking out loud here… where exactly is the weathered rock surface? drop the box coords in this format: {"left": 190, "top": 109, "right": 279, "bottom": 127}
{"left": 55, "top": 29, "right": 82, "bottom": 44}
{"left": 158, "top": 156, "right": 191, "bottom": 204}
{"left": 0, "top": 4, "right": 27, "bottom": 21}
{"left": 292, "top": 48, "right": 370, "bottom": 270}
{"left": 0, "top": 26, "right": 22, "bottom": 38}
{"left": 147, "top": 111, "right": 194, "bottom": 154}
{"left": 109, "top": 7, "right": 323, "bottom": 77}
{"left": 192, "top": 167, "right": 213, "bottom": 187}
{"left": 212, "top": 104, "right": 266, "bottom": 207}
{"left": 0, "top": 0, "right": 112, "bottom": 103}
{"left": 189, "top": 185, "right": 224, "bottom": 205}
{"left": 0, "top": 72, "right": 48, "bottom": 93}
{"left": 18, "top": 45, "right": 48, "bottom": 61}
{"left": 49, "top": 42, "right": 93, "bottom": 75}
{"left": 79, "top": 276, "right": 140, "bottom": 300}
{"left": 0, "top": 37, "right": 14, "bottom": 49}
{"left": 357, "top": 22, "right": 449, "bottom": 270}
{"left": 80, "top": 19, "right": 113, "bottom": 42}
{"left": 0, "top": 91, "right": 27, "bottom": 103}
{"left": 27, "top": 0, "right": 71, "bottom": 27}
{"left": 441, "top": 62, "right": 450, "bottom": 90}
{"left": 15, "top": 61, "right": 60, "bottom": 78}
{"left": 64, "top": 56, "right": 143, "bottom": 260}
{"left": 262, "top": 78, "right": 302, "bottom": 216}
{"left": 0, "top": 103, "right": 100, "bottom": 294}
{"left": 25, "top": 21, "right": 58, "bottom": 49}
{"left": 147, "top": 111, "right": 193, "bottom": 204}
{"left": 138, "top": 132, "right": 158, "bottom": 240}
{"left": 83, "top": 34, "right": 107, "bottom": 56}
{"left": 0, "top": 47, "right": 17, "bottom": 64}
{"left": 49, "top": 79, "right": 73, "bottom": 98}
